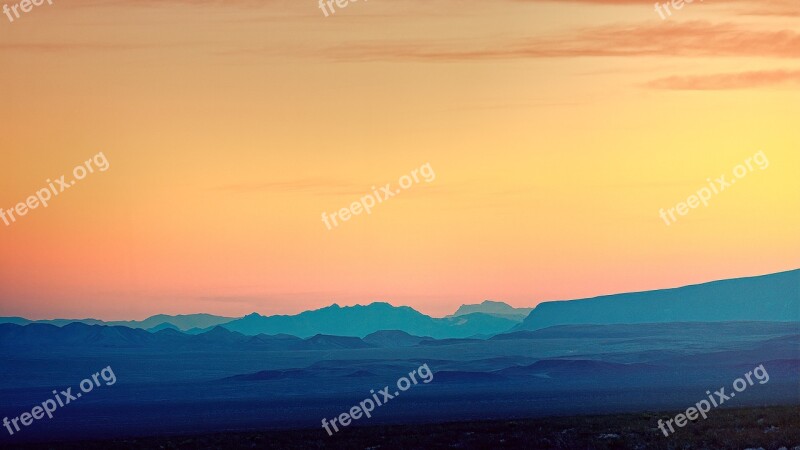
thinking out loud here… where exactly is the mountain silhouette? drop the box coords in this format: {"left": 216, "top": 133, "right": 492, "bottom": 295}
{"left": 363, "top": 330, "right": 431, "bottom": 347}
{"left": 221, "top": 302, "right": 518, "bottom": 338}
{"left": 450, "top": 300, "right": 533, "bottom": 322}
{"left": 0, "top": 323, "right": 378, "bottom": 351}
{"left": 0, "top": 313, "right": 235, "bottom": 332}
{"left": 517, "top": 269, "right": 799, "bottom": 330}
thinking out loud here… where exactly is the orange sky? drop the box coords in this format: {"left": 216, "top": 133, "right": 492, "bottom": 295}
{"left": 1, "top": 0, "right": 798, "bottom": 320}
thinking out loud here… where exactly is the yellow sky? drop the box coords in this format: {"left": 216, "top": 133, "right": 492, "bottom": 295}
{"left": 1, "top": 0, "right": 798, "bottom": 319}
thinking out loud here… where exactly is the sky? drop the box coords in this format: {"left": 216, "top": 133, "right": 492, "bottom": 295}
{"left": 0, "top": 0, "right": 798, "bottom": 320}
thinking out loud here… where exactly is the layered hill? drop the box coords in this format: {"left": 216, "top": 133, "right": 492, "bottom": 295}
{"left": 0, "top": 323, "right": 377, "bottom": 351}
{"left": 0, "top": 314, "right": 235, "bottom": 332}
{"left": 222, "top": 302, "right": 518, "bottom": 338}
{"left": 517, "top": 269, "right": 799, "bottom": 331}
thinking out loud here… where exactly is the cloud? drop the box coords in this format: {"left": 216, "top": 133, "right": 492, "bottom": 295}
{"left": 323, "top": 22, "right": 800, "bottom": 61}
{"left": 512, "top": 0, "right": 798, "bottom": 11}
{"left": 736, "top": 2, "right": 800, "bottom": 17}
{"left": 645, "top": 69, "right": 800, "bottom": 90}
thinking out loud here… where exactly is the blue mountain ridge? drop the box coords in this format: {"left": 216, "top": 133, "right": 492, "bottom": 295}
{"left": 517, "top": 269, "right": 799, "bottom": 330}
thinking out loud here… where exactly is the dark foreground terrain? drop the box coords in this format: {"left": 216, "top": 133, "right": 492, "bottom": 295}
{"left": 8, "top": 405, "right": 800, "bottom": 450}
{"left": 1, "top": 321, "right": 798, "bottom": 447}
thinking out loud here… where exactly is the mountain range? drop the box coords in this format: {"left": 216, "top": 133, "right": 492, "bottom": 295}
{"left": 220, "top": 302, "right": 518, "bottom": 338}
{"left": 517, "top": 269, "right": 799, "bottom": 331}
{"left": 0, "top": 304, "right": 520, "bottom": 340}
{"left": 1, "top": 269, "right": 797, "bottom": 446}
{"left": 0, "top": 313, "right": 235, "bottom": 332}
{"left": 0, "top": 322, "right": 386, "bottom": 351}
{"left": 2, "top": 269, "right": 797, "bottom": 340}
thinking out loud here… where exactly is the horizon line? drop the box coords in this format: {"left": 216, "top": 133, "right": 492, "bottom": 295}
{"left": 3, "top": 267, "right": 797, "bottom": 323}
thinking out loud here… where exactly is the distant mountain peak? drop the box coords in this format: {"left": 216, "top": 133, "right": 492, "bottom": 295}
{"left": 451, "top": 300, "right": 533, "bottom": 322}
{"left": 365, "top": 301, "right": 392, "bottom": 307}
{"left": 481, "top": 300, "right": 510, "bottom": 306}
{"left": 326, "top": 301, "right": 396, "bottom": 310}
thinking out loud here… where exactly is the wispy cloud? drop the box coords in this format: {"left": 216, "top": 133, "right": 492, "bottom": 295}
{"left": 512, "top": 0, "right": 797, "bottom": 10}
{"left": 321, "top": 22, "right": 800, "bottom": 61}
{"left": 645, "top": 69, "right": 800, "bottom": 90}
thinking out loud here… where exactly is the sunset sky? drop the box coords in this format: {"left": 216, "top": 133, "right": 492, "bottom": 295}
{"left": 1, "top": 0, "right": 798, "bottom": 320}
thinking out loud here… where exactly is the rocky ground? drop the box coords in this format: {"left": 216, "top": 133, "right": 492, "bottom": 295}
{"left": 8, "top": 405, "right": 800, "bottom": 450}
